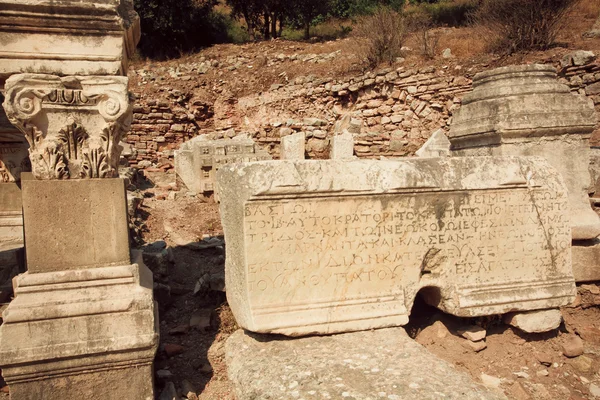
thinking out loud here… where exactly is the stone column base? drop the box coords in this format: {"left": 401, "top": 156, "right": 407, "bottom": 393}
{"left": 0, "top": 262, "right": 158, "bottom": 400}
{"left": 573, "top": 239, "right": 600, "bottom": 282}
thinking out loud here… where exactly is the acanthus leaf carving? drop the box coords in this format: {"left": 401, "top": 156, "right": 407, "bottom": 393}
{"left": 1, "top": 73, "right": 132, "bottom": 180}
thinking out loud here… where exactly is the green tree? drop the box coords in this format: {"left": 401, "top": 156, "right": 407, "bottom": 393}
{"left": 134, "top": 0, "right": 225, "bottom": 59}
{"left": 293, "top": 0, "right": 332, "bottom": 39}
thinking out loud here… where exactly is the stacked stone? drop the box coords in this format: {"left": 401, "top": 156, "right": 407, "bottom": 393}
{"left": 128, "top": 56, "right": 600, "bottom": 168}
{"left": 127, "top": 97, "right": 211, "bottom": 168}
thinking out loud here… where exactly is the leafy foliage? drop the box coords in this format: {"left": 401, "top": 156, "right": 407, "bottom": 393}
{"left": 134, "top": 0, "right": 229, "bottom": 59}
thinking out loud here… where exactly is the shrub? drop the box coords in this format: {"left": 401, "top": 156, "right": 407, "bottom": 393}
{"left": 408, "top": 11, "right": 440, "bottom": 59}
{"left": 354, "top": 6, "right": 408, "bottom": 68}
{"left": 473, "top": 0, "right": 580, "bottom": 54}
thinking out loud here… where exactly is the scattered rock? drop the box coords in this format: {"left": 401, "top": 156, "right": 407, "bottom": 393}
{"left": 576, "top": 325, "right": 600, "bottom": 345}
{"left": 534, "top": 351, "right": 553, "bottom": 366}
{"left": 561, "top": 50, "right": 596, "bottom": 67}
{"left": 570, "top": 355, "right": 593, "bottom": 372}
{"left": 562, "top": 335, "right": 584, "bottom": 358}
{"left": 158, "top": 382, "right": 178, "bottom": 400}
{"left": 442, "top": 48, "right": 453, "bottom": 58}
{"left": 536, "top": 369, "right": 549, "bottom": 377}
{"left": 591, "top": 383, "right": 600, "bottom": 398}
{"left": 156, "top": 369, "right": 173, "bottom": 379}
{"left": 414, "top": 320, "right": 450, "bottom": 345}
{"left": 457, "top": 325, "right": 487, "bottom": 342}
{"left": 480, "top": 373, "right": 502, "bottom": 389}
{"left": 168, "top": 324, "right": 190, "bottom": 335}
{"left": 504, "top": 309, "right": 562, "bottom": 333}
{"left": 513, "top": 371, "right": 530, "bottom": 379}
{"left": 463, "top": 339, "right": 487, "bottom": 352}
{"left": 181, "top": 380, "right": 198, "bottom": 400}
{"left": 190, "top": 309, "right": 212, "bottom": 331}
{"left": 163, "top": 343, "right": 185, "bottom": 357}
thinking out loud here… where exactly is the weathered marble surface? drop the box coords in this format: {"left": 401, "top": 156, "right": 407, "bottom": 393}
{"left": 449, "top": 64, "right": 599, "bottom": 240}
{"left": 0, "top": 0, "right": 140, "bottom": 80}
{"left": 226, "top": 328, "right": 507, "bottom": 400}
{"left": 0, "top": 179, "right": 158, "bottom": 400}
{"left": 217, "top": 157, "right": 575, "bottom": 336}
{"left": 175, "top": 135, "right": 271, "bottom": 198}
{"left": 280, "top": 131, "right": 305, "bottom": 160}
{"left": 416, "top": 129, "right": 450, "bottom": 157}
{"left": 3, "top": 74, "right": 133, "bottom": 180}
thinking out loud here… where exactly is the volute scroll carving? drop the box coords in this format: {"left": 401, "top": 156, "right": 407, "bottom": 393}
{"left": 2, "top": 74, "right": 132, "bottom": 180}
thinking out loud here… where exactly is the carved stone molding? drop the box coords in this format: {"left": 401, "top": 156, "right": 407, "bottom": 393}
{"left": 2, "top": 74, "right": 132, "bottom": 180}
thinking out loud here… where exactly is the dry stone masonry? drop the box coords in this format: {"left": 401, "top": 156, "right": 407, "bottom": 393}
{"left": 217, "top": 157, "right": 575, "bottom": 336}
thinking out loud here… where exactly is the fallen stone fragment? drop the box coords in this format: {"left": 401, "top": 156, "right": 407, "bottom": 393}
{"left": 570, "top": 355, "right": 593, "bottom": 372}
{"left": 159, "top": 382, "right": 178, "bottom": 400}
{"left": 226, "top": 328, "right": 507, "bottom": 400}
{"left": 562, "top": 335, "right": 584, "bottom": 358}
{"left": 480, "top": 373, "right": 502, "bottom": 389}
{"left": 163, "top": 343, "right": 185, "bottom": 357}
{"left": 576, "top": 326, "right": 600, "bottom": 345}
{"left": 462, "top": 339, "right": 487, "bottom": 352}
{"left": 534, "top": 351, "right": 553, "bottom": 366}
{"left": 156, "top": 369, "right": 173, "bottom": 379}
{"left": 513, "top": 371, "right": 530, "bottom": 379}
{"left": 190, "top": 309, "right": 212, "bottom": 331}
{"left": 536, "top": 369, "right": 549, "bottom": 377}
{"left": 591, "top": 383, "right": 600, "bottom": 398}
{"left": 561, "top": 50, "right": 596, "bottom": 67}
{"left": 415, "top": 320, "right": 450, "bottom": 345}
{"left": 457, "top": 325, "right": 487, "bottom": 342}
{"left": 169, "top": 325, "right": 190, "bottom": 335}
{"left": 181, "top": 380, "right": 198, "bottom": 400}
{"left": 504, "top": 309, "right": 562, "bottom": 333}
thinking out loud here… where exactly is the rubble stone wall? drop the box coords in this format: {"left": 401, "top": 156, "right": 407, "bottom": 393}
{"left": 126, "top": 61, "right": 600, "bottom": 168}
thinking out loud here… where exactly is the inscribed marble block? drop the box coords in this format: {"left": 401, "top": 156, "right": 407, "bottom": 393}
{"left": 217, "top": 157, "right": 575, "bottom": 336}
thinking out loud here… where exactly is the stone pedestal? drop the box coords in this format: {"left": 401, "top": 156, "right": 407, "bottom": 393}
{"left": 449, "top": 64, "right": 598, "bottom": 241}
{"left": 0, "top": 179, "right": 158, "bottom": 400}
{"left": 280, "top": 131, "right": 305, "bottom": 160}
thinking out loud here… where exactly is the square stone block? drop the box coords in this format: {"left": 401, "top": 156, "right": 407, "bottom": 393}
{"left": 22, "top": 178, "right": 130, "bottom": 273}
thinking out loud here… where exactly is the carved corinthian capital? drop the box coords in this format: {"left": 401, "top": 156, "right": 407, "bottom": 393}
{"left": 2, "top": 74, "right": 132, "bottom": 180}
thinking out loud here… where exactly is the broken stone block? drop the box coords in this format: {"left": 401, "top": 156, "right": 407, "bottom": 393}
{"left": 457, "top": 325, "right": 487, "bottom": 342}
{"left": 329, "top": 131, "right": 355, "bottom": 160}
{"left": 449, "top": 64, "right": 599, "bottom": 241}
{"left": 217, "top": 158, "right": 575, "bottom": 336}
{"left": 504, "top": 309, "right": 563, "bottom": 333}
{"left": 226, "top": 328, "right": 507, "bottom": 400}
{"left": 416, "top": 129, "right": 451, "bottom": 157}
{"left": 280, "top": 131, "right": 305, "bottom": 160}
{"left": 174, "top": 135, "right": 271, "bottom": 200}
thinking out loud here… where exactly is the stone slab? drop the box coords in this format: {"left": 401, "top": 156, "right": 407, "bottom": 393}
{"left": 22, "top": 178, "right": 130, "bottom": 273}
{"left": 280, "top": 131, "right": 305, "bottom": 160}
{"left": 217, "top": 157, "right": 575, "bottom": 336}
{"left": 226, "top": 328, "right": 507, "bottom": 400}
{"left": 572, "top": 239, "right": 600, "bottom": 282}
{"left": 330, "top": 131, "right": 355, "bottom": 160}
